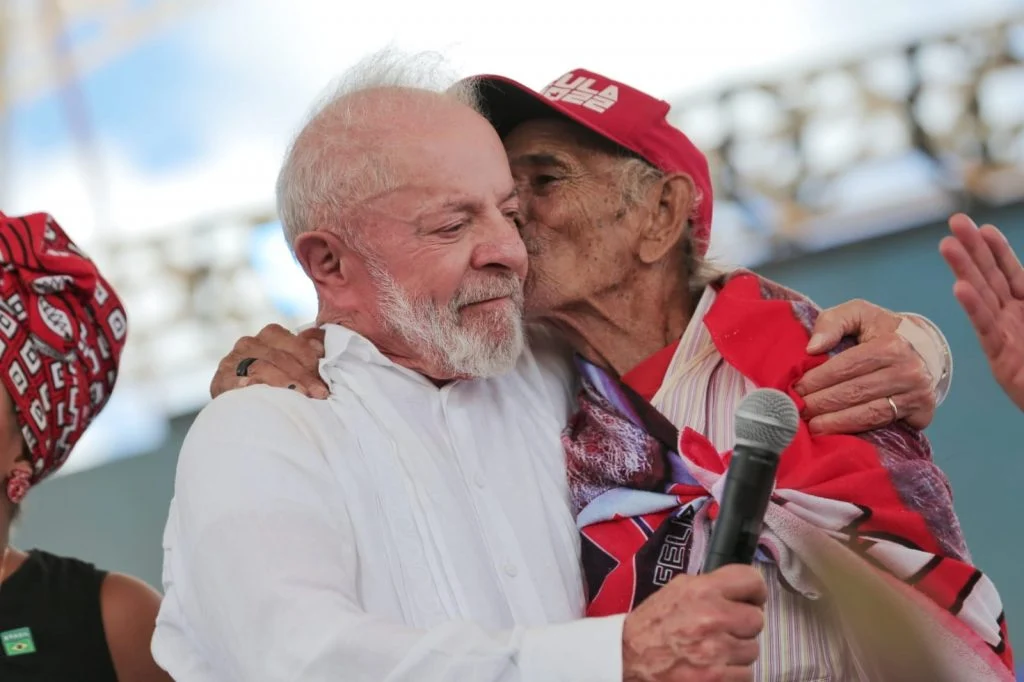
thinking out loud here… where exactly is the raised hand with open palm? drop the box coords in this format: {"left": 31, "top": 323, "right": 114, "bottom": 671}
{"left": 939, "top": 213, "right": 1024, "bottom": 411}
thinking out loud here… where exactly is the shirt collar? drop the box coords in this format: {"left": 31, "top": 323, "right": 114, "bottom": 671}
{"left": 321, "top": 323, "right": 398, "bottom": 369}
{"left": 319, "top": 323, "right": 446, "bottom": 388}
{"left": 675, "top": 286, "right": 718, "bottom": 361}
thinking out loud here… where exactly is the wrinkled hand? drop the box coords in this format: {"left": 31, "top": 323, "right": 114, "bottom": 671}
{"left": 940, "top": 213, "right": 1024, "bottom": 411}
{"left": 794, "top": 300, "right": 936, "bottom": 434}
{"left": 210, "top": 324, "right": 328, "bottom": 399}
{"left": 622, "top": 565, "right": 766, "bottom": 682}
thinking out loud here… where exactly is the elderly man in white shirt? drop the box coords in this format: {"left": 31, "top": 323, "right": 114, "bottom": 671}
{"left": 155, "top": 54, "right": 954, "bottom": 682}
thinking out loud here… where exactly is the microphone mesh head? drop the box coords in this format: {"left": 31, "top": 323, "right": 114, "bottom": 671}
{"left": 734, "top": 388, "right": 801, "bottom": 454}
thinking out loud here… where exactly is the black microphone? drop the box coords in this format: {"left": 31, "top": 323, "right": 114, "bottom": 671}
{"left": 702, "top": 388, "right": 800, "bottom": 573}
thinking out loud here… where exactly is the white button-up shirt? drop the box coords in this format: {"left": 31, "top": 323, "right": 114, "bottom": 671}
{"left": 152, "top": 324, "right": 626, "bottom": 682}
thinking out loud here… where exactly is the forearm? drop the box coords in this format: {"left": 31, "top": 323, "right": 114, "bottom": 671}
{"left": 181, "top": 520, "right": 625, "bottom": 682}
{"left": 288, "top": 613, "right": 626, "bottom": 682}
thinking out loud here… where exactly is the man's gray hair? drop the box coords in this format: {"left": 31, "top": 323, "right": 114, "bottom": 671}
{"left": 276, "top": 49, "right": 482, "bottom": 250}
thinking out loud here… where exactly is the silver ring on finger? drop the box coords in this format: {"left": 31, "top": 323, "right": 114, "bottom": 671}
{"left": 886, "top": 395, "right": 899, "bottom": 423}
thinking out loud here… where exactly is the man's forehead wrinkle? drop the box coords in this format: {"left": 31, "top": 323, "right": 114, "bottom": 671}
{"left": 507, "top": 136, "right": 612, "bottom": 169}
{"left": 356, "top": 185, "right": 466, "bottom": 217}
{"left": 508, "top": 151, "right": 581, "bottom": 177}
{"left": 509, "top": 151, "right": 622, "bottom": 184}
{"left": 358, "top": 183, "right": 518, "bottom": 221}
{"left": 508, "top": 119, "right": 626, "bottom": 163}
{"left": 512, "top": 152, "right": 568, "bottom": 165}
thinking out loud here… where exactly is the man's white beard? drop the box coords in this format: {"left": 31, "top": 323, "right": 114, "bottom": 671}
{"left": 367, "top": 262, "right": 526, "bottom": 378}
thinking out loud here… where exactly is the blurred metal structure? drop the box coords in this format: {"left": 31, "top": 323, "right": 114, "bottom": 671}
{"left": 0, "top": 0, "right": 204, "bottom": 214}
{"left": 100, "top": 204, "right": 290, "bottom": 412}
{"left": 1, "top": 0, "right": 204, "bottom": 107}
{"left": 672, "top": 13, "right": 1024, "bottom": 256}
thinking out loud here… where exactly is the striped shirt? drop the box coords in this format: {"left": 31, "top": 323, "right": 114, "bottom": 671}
{"left": 637, "top": 287, "right": 856, "bottom": 681}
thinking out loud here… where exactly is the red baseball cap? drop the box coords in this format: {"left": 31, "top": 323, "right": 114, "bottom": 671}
{"left": 468, "top": 69, "right": 713, "bottom": 252}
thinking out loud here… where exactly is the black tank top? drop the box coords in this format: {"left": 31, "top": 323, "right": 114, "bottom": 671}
{"left": 0, "top": 549, "right": 118, "bottom": 681}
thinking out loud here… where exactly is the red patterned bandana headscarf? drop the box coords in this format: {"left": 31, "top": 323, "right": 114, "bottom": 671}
{"left": 0, "top": 212, "right": 127, "bottom": 487}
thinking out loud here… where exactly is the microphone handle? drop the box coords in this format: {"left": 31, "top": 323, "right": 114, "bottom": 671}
{"left": 702, "top": 444, "right": 780, "bottom": 573}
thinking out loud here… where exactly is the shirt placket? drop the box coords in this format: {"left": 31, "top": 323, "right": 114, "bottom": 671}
{"left": 440, "top": 386, "right": 550, "bottom": 624}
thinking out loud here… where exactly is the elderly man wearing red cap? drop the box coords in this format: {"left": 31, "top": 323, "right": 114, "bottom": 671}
{"left": 163, "top": 53, "right": 995, "bottom": 682}
{"left": 0, "top": 212, "right": 170, "bottom": 681}
{"left": 473, "top": 68, "right": 1009, "bottom": 680}
{"left": 481, "top": 69, "right": 1011, "bottom": 680}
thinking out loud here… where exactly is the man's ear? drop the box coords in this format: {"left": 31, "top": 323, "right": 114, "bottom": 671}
{"left": 636, "top": 174, "right": 694, "bottom": 265}
{"left": 294, "top": 230, "right": 352, "bottom": 289}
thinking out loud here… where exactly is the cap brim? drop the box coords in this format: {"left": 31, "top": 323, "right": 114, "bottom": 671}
{"left": 471, "top": 75, "right": 564, "bottom": 138}
{"left": 471, "top": 74, "right": 635, "bottom": 155}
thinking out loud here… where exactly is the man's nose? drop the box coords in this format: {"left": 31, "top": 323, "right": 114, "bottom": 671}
{"left": 469, "top": 209, "right": 529, "bottom": 279}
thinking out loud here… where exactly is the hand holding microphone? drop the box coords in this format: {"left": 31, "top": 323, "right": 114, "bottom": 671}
{"left": 703, "top": 388, "right": 800, "bottom": 573}
{"left": 620, "top": 389, "right": 798, "bottom": 682}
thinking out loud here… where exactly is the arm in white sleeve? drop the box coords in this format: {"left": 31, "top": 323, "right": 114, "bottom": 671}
{"left": 171, "top": 387, "right": 624, "bottom": 682}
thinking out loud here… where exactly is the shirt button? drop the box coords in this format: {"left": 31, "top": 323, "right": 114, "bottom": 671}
{"left": 503, "top": 562, "right": 519, "bottom": 578}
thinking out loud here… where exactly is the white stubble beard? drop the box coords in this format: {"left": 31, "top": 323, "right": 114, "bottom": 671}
{"left": 366, "top": 261, "right": 526, "bottom": 378}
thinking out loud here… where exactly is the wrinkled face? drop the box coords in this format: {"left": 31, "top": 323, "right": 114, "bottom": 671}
{"left": 348, "top": 105, "right": 529, "bottom": 378}
{"left": 504, "top": 118, "right": 647, "bottom": 318}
